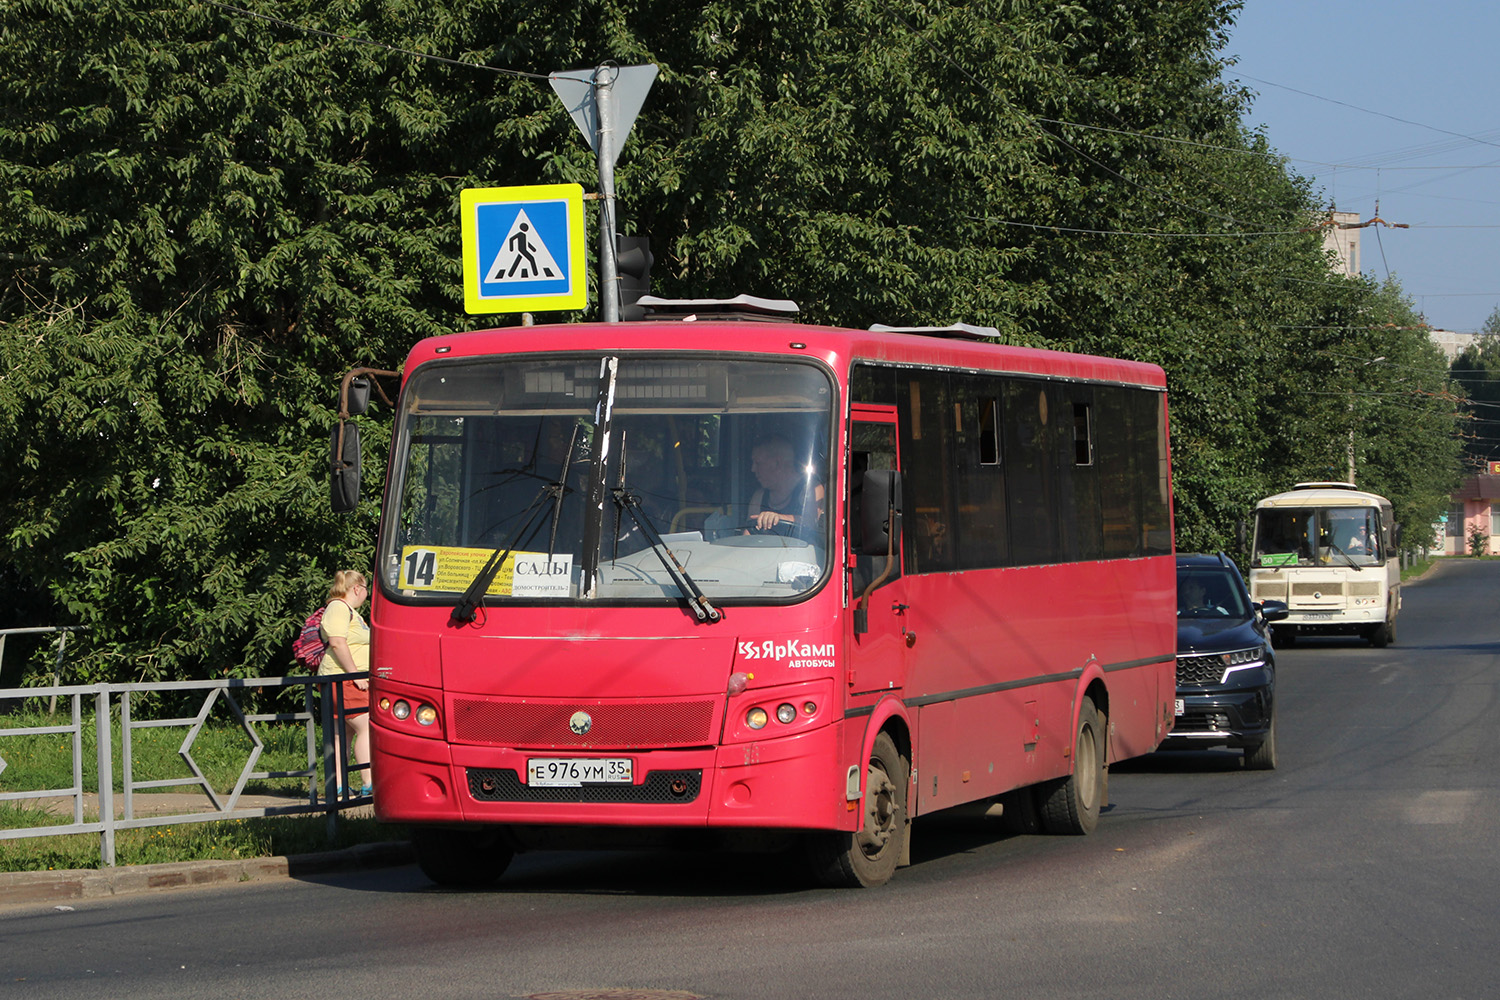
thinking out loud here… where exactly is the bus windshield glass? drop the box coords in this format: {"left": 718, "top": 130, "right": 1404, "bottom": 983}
{"left": 380, "top": 355, "right": 834, "bottom": 605}
{"left": 1253, "top": 506, "right": 1383, "bottom": 567}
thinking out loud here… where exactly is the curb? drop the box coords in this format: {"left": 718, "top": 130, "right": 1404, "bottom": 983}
{"left": 0, "top": 840, "right": 413, "bottom": 906}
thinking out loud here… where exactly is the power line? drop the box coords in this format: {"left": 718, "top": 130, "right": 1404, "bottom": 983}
{"left": 1233, "top": 73, "right": 1500, "bottom": 154}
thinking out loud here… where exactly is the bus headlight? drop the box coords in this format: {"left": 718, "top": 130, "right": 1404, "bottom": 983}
{"left": 392, "top": 700, "right": 411, "bottom": 720}
{"left": 776, "top": 703, "right": 797, "bottom": 724}
{"left": 747, "top": 707, "right": 769, "bottom": 730}
{"left": 415, "top": 704, "right": 439, "bottom": 726}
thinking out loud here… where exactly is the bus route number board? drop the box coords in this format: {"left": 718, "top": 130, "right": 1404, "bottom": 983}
{"left": 527, "top": 758, "right": 633, "bottom": 787}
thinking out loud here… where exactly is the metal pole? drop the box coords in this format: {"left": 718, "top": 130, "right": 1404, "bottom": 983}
{"left": 96, "top": 688, "right": 115, "bottom": 866}
{"left": 594, "top": 63, "right": 619, "bottom": 323}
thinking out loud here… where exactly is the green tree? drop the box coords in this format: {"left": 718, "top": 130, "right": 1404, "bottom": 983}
{"left": 1450, "top": 307, "right": 1500, "bottom": 472}
{"left": 0, "top": 0, "right": 1465, "bottom": 682}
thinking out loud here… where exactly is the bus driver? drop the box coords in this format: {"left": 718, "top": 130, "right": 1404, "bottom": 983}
{"left": 747, "top": 435, "right": 825, "bottom": 541}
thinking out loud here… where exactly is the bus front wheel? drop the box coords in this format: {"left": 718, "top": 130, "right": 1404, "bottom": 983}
{"left": 412, "top": 826, "right": 514, "bottom": 887}
{"left": 805, "top": 731, "right": 908, "bottom": 888}
{"left": 1039, "top": 698, "right": 1104, "bottom": 835}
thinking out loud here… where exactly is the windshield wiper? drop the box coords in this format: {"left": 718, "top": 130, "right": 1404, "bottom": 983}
{"left": 450, "top": 449, "right": 576, "bottom": 625}
{"left": 1326, "top": 540, "right": 1363, "bottom": 571}
{"left": 611, "top": 485, "right": 722, "bottom": 623}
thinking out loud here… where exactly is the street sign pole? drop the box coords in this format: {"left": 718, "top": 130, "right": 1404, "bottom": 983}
{"left": 594, "top": 64, "right": 620, "bottom": 323}
{"left": 550, "top": 63, "right": 657, "bottom": 325}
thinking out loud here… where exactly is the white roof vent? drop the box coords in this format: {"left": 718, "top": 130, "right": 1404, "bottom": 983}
{"left": 636, "top": 295, "right": 800, "bottom": 322}
{"left": 869, "top": 323, "right": 999, "bottom": 341}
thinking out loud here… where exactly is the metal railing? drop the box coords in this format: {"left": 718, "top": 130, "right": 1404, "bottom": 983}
{"left": 0, "top": 626, "right": 86, "bottom": 713}
{"left": 0, "top": 673, "right": 371, "bottom": 865}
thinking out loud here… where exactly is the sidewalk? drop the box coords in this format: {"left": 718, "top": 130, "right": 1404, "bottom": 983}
{"left": 0, "top": 791, "right": 411, "bottom": 907}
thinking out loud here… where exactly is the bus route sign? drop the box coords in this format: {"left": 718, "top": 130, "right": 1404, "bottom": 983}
{"left": 460, "top": 184, "right": 587, "bottom": 314}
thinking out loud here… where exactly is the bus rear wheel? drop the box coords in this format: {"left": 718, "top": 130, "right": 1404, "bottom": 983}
{"left": 1039, "top": 698, "right": 1104, "bottom": 835}
{"left": 412, "top": 826, "right": 514, "bottom": 887}
{"left": 805, "top": 731, "right": 908, "bottom": 887}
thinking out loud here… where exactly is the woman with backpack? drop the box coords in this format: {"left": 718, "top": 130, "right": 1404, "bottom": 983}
{"left": 319, "top": 569, "right": 373, "bottom": 797}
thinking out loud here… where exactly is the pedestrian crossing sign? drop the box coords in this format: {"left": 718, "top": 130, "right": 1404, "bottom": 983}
{"left": 460, "top": 184, "right": 587, "bottom": 314}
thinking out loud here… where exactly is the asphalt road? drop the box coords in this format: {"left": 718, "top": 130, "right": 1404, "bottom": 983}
{"left": 4, "top": 559, "right": 1497, "bottom": 1000}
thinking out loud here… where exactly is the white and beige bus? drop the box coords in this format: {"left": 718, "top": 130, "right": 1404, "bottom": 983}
{"left": 1248, "top": 482, "right": 1400, "bottom": 647}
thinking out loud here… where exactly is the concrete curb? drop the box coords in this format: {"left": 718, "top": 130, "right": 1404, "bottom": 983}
{"left": 0, "top": 840, "right": 413, "bottom": 906}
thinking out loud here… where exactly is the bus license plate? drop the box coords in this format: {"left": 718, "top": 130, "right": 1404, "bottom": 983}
{"left": 1174, "top": 698, "right": 1184, "bottom": 716}
{"left": 1302, "top": 612, "right": 1333, "bottom": 621}
{"left": 527, "top": 757, "right": 633, "bottom": 787}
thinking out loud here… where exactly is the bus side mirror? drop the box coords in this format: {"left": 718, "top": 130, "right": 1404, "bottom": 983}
{"left": 330, "top": 422, "right": 361, "bottom": 513}
{"left": 346, "top": 376, "right": 373, "bottom": 417}
{"left": 859, "top": 469, "right": 903, "bottom": 556}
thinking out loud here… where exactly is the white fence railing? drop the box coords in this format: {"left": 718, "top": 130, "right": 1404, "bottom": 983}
{"left": 0, "top": 674, "right": 371, "bottom": 865}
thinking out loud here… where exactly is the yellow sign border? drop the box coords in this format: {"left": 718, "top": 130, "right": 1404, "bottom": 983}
{"left": 460, "top": 183, "right": 587, "bottom": 314}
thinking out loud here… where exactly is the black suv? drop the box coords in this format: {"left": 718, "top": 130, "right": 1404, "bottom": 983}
{"left": 1165, "top": 553, "right": 1288, "bottom": 770}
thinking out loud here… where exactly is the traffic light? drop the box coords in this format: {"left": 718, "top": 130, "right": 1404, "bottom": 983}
{"left": 616, "top": 235, "right": 654, "bottom": 321}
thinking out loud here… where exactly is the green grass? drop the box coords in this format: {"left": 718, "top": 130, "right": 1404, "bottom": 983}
{"left": 0, "top": 704, "right": 405, "bottom": 872}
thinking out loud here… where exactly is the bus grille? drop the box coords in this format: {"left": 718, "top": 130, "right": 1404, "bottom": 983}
{"left": 1176, "top": 655, "right": 1224, "bottom": 686}
{"left": 466, "top": 768, "right": 702, "bottom": 804}
{"left": 1350, "top": 581, "right": 1382, "bottom": 597}
{"left": 1253, "top": 581, "right": 1287, "bottom": 601}
{"left": 451, "top": 697, "right": 717, "bottom": 749}
{"left": 1292, "top": 582, "right": 1341, "bottom": 597}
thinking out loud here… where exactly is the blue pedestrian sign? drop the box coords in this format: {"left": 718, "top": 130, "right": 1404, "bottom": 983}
{"left": 460, "top": 184, "right": 587, "bottom": 314}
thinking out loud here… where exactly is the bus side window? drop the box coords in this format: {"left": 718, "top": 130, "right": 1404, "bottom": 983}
{"left": 849, "top": 421, "right": 900, "bottom": 594}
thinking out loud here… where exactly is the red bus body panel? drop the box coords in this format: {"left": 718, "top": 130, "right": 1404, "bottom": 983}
{"left": 368, "top": 320, "right": 1175, "bottom": 836}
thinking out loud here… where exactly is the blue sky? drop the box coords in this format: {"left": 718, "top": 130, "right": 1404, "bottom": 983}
{"left": 1222, "top": 1, "right": 1500, "bottom": 333}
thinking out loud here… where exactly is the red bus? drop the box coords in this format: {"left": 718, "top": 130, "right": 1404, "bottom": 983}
{"left": 352, "top": 302, "right": 1176, "bottom": 887}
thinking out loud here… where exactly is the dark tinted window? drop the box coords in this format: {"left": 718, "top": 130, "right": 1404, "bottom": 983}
{"left": 1177, "top": 566, "right": 1252, "bottom": 620}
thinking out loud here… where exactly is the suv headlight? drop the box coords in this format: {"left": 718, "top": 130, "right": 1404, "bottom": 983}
{"left": 1220, "top": 645, "right": 1268, "bottom": 681}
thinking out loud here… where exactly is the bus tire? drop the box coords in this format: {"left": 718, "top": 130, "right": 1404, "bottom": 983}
{"left": 1244, "top": 713, "right": 1278, "bottom": 771}
{"left": 1369, "top": 617, "right": 1395, "bottom": 648}
{"left": 412, "top": 826, "right": 513, "bottom": 887}
{"left": 1039, "top": 698, "right": 1104, "bottom": 836}
{"left": 805, "top": 731, "right": 907, "bottom": 887}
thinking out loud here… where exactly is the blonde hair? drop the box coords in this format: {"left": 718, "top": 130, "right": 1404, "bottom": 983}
{"left": 328, "top": 570, "right": 368, "bottom": 601}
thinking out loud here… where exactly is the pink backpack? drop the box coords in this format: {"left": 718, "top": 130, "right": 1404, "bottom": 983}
{"left": 291, "top": 607, "right": 327, "bottom": 668}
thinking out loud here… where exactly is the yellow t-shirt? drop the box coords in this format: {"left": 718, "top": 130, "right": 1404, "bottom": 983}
{"left": 318, "top": 599, "right": 369, "bottom": 675}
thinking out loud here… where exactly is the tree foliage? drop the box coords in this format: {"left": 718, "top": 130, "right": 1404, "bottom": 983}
{"left": 0, "top": 0, "right": 1464, "bottom": 682}
{"left": 1450, "top": 307, "right": 1500, "bottom": 474}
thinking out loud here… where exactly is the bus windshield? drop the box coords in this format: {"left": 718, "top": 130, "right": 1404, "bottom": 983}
{"left": 1253, "top": 506, "right": 1383, "bottom": 568}
{"left": 379, "top": 355, "right": 834, "bottom": 605}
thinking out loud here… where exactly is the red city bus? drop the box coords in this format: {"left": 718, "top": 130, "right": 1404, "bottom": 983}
{"left": 352, "top": 302, "right": 1176, "bottom": 887}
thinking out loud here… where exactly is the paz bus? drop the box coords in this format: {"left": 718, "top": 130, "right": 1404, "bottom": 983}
{"left": 337, "top": 298, "right": 1177, "bottom": 887}
{"left": 1247, "top": 482, "right": 1400, "bottom": 647}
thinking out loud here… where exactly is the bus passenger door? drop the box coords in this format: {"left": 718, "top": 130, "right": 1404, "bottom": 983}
{"left": 848, "top": 408, "right": 908, "bottom": 695}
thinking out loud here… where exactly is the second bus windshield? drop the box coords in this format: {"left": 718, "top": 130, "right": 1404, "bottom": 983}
{"left": 1254, "top": 507, "right": 1383, "bottom": 567}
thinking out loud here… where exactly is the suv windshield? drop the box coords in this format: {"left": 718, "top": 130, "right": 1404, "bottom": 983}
{"left": 379, "top": 354, "right": 834, "bottom": 606}
{"left": 1177, "top": 566, "right": 1252, "bottom": 621}
{"left": 1253, "top": 506, "right": 1383, "bottom": 568}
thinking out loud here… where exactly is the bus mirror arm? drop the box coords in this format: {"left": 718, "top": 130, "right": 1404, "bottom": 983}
{"left": 338, "top": 367, "right": 398, "bottom": 419}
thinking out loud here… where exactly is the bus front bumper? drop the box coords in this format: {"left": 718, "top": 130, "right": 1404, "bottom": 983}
{"left": 370, "top": 722, "right": 849, "bottom": 833}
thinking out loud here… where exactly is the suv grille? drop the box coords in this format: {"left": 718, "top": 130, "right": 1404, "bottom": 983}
{"left": 1176, "top": 654, "right": 1225, "bottom": 686}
